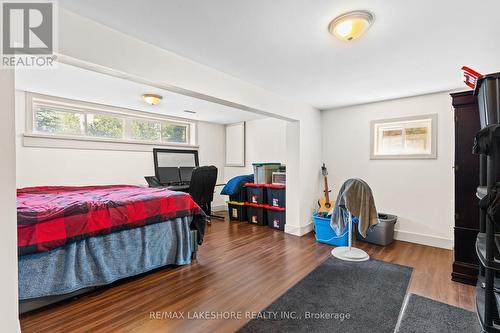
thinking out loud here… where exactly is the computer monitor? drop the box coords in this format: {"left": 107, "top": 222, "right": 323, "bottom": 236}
{"left": 157, "top": 167, "right": 181, "bottom": 185}
{"left": 179, "top": 167, "right": 194, "bottom": 183}
{"left": 153, "top": 149, "right": 199, "bottom": 185}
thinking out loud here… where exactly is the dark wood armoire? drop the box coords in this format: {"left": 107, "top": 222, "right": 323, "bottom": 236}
{"left": 451, "top": 91, "right": 480, "bottom": 285}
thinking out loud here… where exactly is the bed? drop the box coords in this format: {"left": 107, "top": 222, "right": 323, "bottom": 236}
{"left": 17, "top": 185, "right": 206, "bottom": 313}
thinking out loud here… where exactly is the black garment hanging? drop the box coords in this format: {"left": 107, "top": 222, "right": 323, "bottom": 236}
{"left": 479, "top": 183, "right": 500, "bottom": 225}
{"left": 473, "top": 124, "right": 500, "bottom": 155}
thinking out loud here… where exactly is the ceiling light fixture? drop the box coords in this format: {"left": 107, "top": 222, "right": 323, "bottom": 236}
{"left": 142, "top": 93, "right": 163, "bottom": 106}
{"left": 328, "top": 10, "right": 374, "bottom": 42}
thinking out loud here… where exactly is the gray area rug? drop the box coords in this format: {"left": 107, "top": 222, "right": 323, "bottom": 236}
{"left": 396, "top": 293, "right": 481, "bottom": 333}
{"left": 238, "top": 258, "right": 412, "bottom": 333}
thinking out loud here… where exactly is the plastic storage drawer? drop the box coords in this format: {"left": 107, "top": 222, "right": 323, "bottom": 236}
{"left": 313, "top": 213, "right": 348, "bottom": 246}
{"left": 227, "top": 201, "right": 246, "bottom": 221}
{"left": 246, "top": 203, "right": 267, "bottom": 226}
{"left": 356, "top": 213, "right": 397, "bottom": 246}
{"left": 245, "top": 183, "right": 266, "bottom": 204}
{"left": 253, "top": 163, "right": 281, "bottom": 184}
{"left": 229, "top": 186, "right": 247, "bottom": 202}
{"left": 267, "top": 206, "right": 286, "bottom": 231}
{"left": 271, "top": 172, "right": 286, "bottom": 185}
{"left": 265, "top": 184, "right": 286, "bottom": 208}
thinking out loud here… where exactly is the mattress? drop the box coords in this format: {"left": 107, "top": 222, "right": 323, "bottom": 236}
{"left": 17, "top": 185, "right": 206, "bottom": 255}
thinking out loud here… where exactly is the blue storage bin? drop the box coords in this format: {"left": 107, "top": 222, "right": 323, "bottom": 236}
{"left": 313, "top": 213, "right": 349, "bottom": 246}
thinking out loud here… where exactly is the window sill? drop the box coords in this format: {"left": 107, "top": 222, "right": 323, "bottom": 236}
{"left": 370, "top": 153, "right": 437, "bottom": 160}
{"left": 23, "top": 133, "right": 199, "bottom": 152}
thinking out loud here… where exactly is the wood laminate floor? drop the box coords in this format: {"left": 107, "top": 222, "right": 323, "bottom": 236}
{"left": 20, "top": 214, "right": 475, "bottom": 332}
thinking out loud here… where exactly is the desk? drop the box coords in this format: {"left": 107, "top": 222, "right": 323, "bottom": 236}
{"left": 166, "top": 184, "right": 190, "bottom": 192}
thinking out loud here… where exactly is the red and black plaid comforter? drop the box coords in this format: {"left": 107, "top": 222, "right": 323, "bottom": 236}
{"left": 17, "top": 185, "right": 206, "bottom": 256}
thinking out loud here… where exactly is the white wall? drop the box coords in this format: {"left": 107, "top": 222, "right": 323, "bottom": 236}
{"left": 15, "top": 90, "right": 227, "bottom": 208}
{"left": 58, "top": 9, "right": 322, "bottom": 235}
{"left": 322, "top": 92, "right": 454, "bottom": 249}
{"left": 0, "top": 71, "right": 21, "bottom": 331}
{"left": 224, "top": 117, "right": 287, "bottom": 181}
{"left": 196, "top": 121, "right": 226, "bottom": 208}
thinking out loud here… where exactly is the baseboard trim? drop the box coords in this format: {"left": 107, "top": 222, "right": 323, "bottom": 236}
{"left": 285, "top": 222, "right": 314, "bottom": 236}
{"left": 394, "top": 229, "right": 453, "bottom": 249}
{"left": 207, "top": 209, "right": 453, "bottom": 249}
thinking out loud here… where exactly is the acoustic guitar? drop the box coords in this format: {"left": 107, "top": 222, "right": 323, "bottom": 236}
{"left": 318, "top": 163, "right": 334, "bottom": 216}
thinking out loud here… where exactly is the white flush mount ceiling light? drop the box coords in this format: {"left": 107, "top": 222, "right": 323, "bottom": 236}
{"left": 328, "top": 10, "right": 374, "bottom": 42}
{"left": 142, "top": 93, "right": 163, "bottom": 106}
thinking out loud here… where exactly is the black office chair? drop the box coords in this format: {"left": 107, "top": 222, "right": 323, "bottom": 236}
{"left": 189, "top": 166, "right": 219, "bottom": 222}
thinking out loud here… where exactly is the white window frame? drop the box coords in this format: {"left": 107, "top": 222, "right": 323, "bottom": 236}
{"left": 370, "top": 114, "right": 437, "bottom": 160}
{"left": 24, "top": 92, "right": 198, "bottom": 152}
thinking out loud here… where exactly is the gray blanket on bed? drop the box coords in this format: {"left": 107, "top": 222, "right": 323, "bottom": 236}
{"left": 330, "top": 178, "right": 378, "bottom": 237}
{"left": 18, "top": 217, "right": 194, "bottom": 300}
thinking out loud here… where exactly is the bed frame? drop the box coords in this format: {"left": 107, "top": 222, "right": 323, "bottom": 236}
{"left": 19, "top": 230, "right": 199, "bottom": 314}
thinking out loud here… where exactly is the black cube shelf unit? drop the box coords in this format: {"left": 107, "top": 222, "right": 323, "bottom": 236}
{"left": 474, "top": 72, "right": 500, "bottom": 332}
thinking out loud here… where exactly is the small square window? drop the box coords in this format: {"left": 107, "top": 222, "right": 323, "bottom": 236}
{"left": 371, "top": 114, "right": 437, "bottom": 159}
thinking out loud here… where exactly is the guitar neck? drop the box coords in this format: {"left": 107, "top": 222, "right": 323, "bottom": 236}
{"left": 324, "top": 176, "right": 330, "bottom": 202}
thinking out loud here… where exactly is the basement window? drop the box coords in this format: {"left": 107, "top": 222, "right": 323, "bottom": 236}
{"left": 370, "top": 114, "right": 437, "bottom": 159}
{"left": 25, "top": 93, "right": 196, "bottom": 150}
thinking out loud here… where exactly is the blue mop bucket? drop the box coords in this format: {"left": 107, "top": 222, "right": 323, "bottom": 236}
{"left": 313, "top": 213, "right": 349, "bottom": 246}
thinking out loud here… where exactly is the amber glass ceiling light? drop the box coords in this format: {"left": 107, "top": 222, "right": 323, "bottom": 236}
{"left": 328, "top": 10, "right": 374, "bottom": 42}
{"left": 142, "top": 93, "right": 163, "bottom": 106}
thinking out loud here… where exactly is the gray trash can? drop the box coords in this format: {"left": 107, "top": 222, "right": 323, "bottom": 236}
{"left": 356, "top": 213, "right": 397, "bottom": 246}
